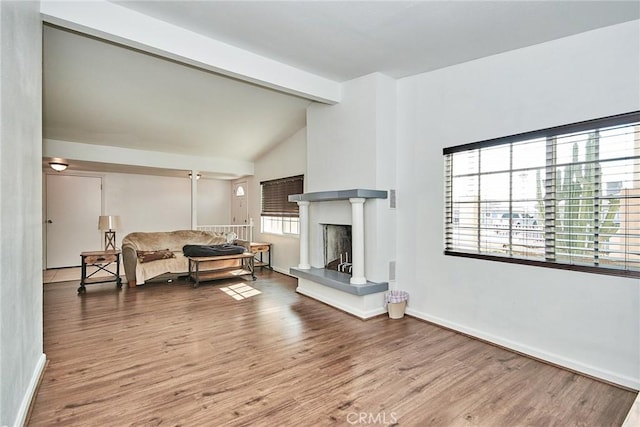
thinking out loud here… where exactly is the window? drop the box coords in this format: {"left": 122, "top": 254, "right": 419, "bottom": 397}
{"left": 260, "top": 175, "right": 304, "bottom": 236}
{"left": 444, "top": 112, "right": 640, "bottom": 277}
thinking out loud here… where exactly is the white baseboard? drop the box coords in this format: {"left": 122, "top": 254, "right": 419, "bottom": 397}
{"left": 622, "top": 393, "right": 640, "bottom": 426}
{"left": 297, "top": 285, "right": 387, "bottom": 319}
{"left": 271, "top": 266, "right": 292, "bottom": 276}
{"left": 405, "top": 308, "right": 639, "bottom": 390}
{"left": 13, "top": 353, "right": 46, "bottom": 427}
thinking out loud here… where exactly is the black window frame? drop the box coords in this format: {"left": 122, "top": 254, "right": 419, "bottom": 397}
{"left": 443, "top": 111, "right": 640, "bottom": 278}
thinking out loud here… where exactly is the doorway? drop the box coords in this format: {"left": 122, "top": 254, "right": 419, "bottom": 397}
{"left": 231, "top": 181, "right": 248, "bottom": 226}
{"left": 45, "top": 174, "right": 102, "bottom": 268}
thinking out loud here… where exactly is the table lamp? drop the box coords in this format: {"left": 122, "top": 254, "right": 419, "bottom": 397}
{"left": 98, "top": 215, "right": 121, "bottom": 250}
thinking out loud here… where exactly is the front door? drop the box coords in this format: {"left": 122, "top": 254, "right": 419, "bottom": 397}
{"left": 46, "top": 174, "right": 102, "bottom": 268}
{"left": 231, "top": 181, "right": 248, "bottom": 225}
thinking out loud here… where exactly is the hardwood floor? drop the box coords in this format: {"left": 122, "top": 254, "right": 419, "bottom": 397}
{"left": 31, "top": 270, "right": 636, "bottom": 426}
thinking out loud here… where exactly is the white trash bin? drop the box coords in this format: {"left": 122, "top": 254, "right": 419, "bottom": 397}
{"left": 385, "top": 290, "right": 409, "bottom": 319}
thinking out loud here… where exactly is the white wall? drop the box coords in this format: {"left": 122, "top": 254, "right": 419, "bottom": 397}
{"left": 0, "top": 2, "right": 46, "bottom": 426}
{"left": 306, "top": 73, "right": 397, "bottom": 283}
{"left": 307, "top": 75, "right": 378, "bottom": 192}
{"left": 397, "top": 21, "right": 640, "bottom": 388}
{"left": 105, "top": 173, "right": 232, "bottom": 237}
{"left": 245, "top": 128, "right": 306, "bottom": 274}
{"left": 44, "top": 171, "right": 232, "bottom": 250}
{"left": 104, "top": 173, "right": 191, "bottom": 238}
{"left": 197, "top": 178, "right": 232, "bottom": 225}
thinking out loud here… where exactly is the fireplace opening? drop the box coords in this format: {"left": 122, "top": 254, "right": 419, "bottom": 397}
{"left": 323, "top": 224, "right": 352, "bottom": 275}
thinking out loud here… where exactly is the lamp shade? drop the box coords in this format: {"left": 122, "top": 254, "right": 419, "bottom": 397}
{"left": 98, "top": 215, "right": 121, "bottom": 231}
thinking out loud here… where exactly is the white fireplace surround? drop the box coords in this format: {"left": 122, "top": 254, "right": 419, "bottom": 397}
{"left": 288, "top": 189, "right": 388, "bottom": 297}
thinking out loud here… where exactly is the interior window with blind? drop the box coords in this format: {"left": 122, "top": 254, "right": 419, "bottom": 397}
{"left": 444, "top": 112, "right": 640, "bottom": 277}
{"left": 261, "top": 175, "right": 304, "bottom": 236}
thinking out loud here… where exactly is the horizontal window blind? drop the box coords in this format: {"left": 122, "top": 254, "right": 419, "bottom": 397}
{"left": 444, "top": 111, "right": 640, "bottom": 277}
{"left": 261, "top": 175, "right": 304, "bottom": 218}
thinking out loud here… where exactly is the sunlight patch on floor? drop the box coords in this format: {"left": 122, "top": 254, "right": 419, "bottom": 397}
{"left": 219, "top": 283, "right": 261, "bottom": 300}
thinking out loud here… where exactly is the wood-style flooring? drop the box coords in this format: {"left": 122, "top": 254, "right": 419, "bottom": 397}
{"left": 30, "top": 270, "right": 637, "bottom": 426}
{"left": 43, "top": 265, "right": 118, "bottom": 284}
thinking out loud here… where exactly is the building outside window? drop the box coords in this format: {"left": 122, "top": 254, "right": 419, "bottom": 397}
{"left": 444, "top": 112, "right": 640, "bottom": 277}
{"left": 260, "top": 175, "right": 304, "bottom": 236}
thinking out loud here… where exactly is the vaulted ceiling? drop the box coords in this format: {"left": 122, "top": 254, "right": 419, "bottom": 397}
{"left": 42, "top": 1, "right": 639, "bottom": 177}
{"left": 112, "top": 1, "right": 639, "bottom": 81}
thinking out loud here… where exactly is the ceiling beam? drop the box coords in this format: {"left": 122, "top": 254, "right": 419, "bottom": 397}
{"left": 40, "top": 0, "right": 341, "bottom": 104}
{"left": 44, "top": 139, "right": 254, "bottom": 179}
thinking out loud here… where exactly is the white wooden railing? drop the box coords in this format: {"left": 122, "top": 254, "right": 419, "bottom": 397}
{"left": 197, "top": 218, "right": 254, "bottom": 242}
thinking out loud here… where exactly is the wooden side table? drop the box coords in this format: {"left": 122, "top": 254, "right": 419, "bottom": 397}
{"left": 79, "top": 250, "right": 122, "bottom": 293}
{"left": 249, "top": 242, "right": 272, "bottom": 270}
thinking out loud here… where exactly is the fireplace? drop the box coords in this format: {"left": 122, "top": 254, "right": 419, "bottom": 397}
{"left": 323, "top": 224, "right": 352, "bottom": 275}
{"left": 288, "top": 189, "right": 390, "bottom": 319}
{"left": 289, "top": 189, "right": 388, "bottom": 285}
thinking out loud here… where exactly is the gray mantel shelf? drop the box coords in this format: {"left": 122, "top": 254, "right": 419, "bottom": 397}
{"left": 290, "top": 267, "right": 388, "bottom": 296}
{"left": 288, "top": 189, "right": 387, "bottom": 203}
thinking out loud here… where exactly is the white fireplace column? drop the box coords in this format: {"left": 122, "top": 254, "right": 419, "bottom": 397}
{"left": 349, "top": 197, "right": 366, "bottom": 285}
{"left": 297, "top": 200, "right": 311, "bottom": 269}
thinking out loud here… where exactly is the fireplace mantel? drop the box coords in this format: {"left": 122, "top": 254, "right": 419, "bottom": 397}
{"left": 288, "top": 189, "right": 387, "bottom": 203}
{"left": 289, "top": 188, "right": 388, "bottom": 283}
{"left": 290, "top": 267, "right": 387, "bottom": 296}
